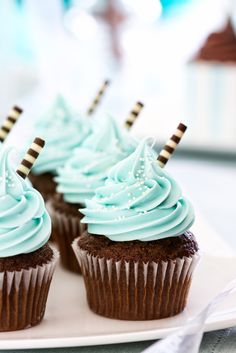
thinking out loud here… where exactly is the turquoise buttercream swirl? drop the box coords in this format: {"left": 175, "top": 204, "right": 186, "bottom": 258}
{"left": 55, "top": 116, "right": 138, "bottom": 205}
{"left": 31, "top": 95, "right": 91, "bottom": 175}
{"left": 0, "top": 148, "right": 51, "bottom": 257}
{"left": 80, "top": 138, "right": 195, "bottom": 241}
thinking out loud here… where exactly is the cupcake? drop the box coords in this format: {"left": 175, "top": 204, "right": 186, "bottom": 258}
{"left": 0, "top": 147, "right": 58, "bottom": 331}
{"left": 28, "top": 95, "right": 91, "bottom": 200}
{"left": 47, "top": 115, "right": 138, "bottom": 273}
{"left": 73, "top": 138, "right": 199, "bottom": 320}
{"left": 185, "top": 18, "right": 236, "bottom": 148}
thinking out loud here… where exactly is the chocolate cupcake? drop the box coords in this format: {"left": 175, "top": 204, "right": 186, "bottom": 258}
{"left": 73, "top": 138, "right": 200, "bottom": 320}
{"left": 0, "top": 147, "right": 58, "bottom": 331}
{"left": 48, "top": 115, "right": 138, "bottom": 273}
{"left": 28, "top": 95, "right": 91, "bottom": 200}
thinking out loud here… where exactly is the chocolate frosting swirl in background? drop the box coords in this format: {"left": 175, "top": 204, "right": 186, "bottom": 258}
{"left": 194, "top": 19, "right": 236, "bottom": 63}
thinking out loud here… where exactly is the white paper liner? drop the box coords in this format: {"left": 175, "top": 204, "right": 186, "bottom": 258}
{"left": 47, "top": 200, "right": 83, "bottom": 273}
{"left": 0, "top": 247, "right": 59, "bottom": 332}
{"left": 72, "top": 238, "right": 200, "bottom": 320}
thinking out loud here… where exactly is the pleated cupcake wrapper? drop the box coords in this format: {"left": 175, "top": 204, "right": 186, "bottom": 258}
{"left": 47, "top": 201, "right": 84, "bottom": 273}
{"left": 0, "top": 247, "right": 59, "bottom": 332}
{"left": 72, "top": 238, "right": 200, "bottom": 320}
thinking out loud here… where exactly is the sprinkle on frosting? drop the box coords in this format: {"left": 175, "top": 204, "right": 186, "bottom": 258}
{"left": 0, "top": 147, "right": 51, "bottom": 257}
{"left": 31, "top": 95, "right": 91, "bottom": 175}
{"left": 80, "top": 138, "right": 195, "bottom": 241}
{"left": 55, "top": 115, "right": 138, "bottom": 205}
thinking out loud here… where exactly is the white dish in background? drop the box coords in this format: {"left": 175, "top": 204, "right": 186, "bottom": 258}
{"left": 0, "top": 217, "right": 236, "bottom": 350}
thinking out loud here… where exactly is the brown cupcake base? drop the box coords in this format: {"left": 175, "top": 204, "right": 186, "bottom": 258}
{"left": 0, "top": 246, "right": 59, "bottom": 332}
{"left": 28, "top": 172, "right": 57, "bottom": 201}
{"left": 47, "top": 194, "right": 85, "bottom": 274}
{"left": 73, "top": 233, "right": 200, "bottom": 320}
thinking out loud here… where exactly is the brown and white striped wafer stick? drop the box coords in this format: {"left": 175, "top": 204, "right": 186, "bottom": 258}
{"left": 157, "top": 123, "right": 187, "bottom": 168}
{"left": 16, "top": 137, "right": 45, "bottom": 179}
{"left": 125, "top": 101, "right": 144, "bottom": 130}
{"left": 0, "top": 106, "right": 23, "bottom": 143}
{"left": 87, "top": 80, "right": 110, "bottom": 116}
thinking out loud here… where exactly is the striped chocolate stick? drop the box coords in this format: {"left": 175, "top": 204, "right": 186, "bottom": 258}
{"left": 87, "top": 80, "right": 110, "bottom": 116}
{"left": 125, "top": 101, "right": 144, "bottom": 130}
{"left": 157, "top": 123, "right": 187, "bottom": 168}
{"left": 16, "top": 137, "right": 45, "bottom": 179}
{"left": 0, "top": 106, "right": 23, "bottom": 143}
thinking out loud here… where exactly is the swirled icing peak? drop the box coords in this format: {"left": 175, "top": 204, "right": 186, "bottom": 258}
{"left": 31, "top": 95, "right": 91, "bottom": 175}
{"left": 0, "top": 148, "right": 51, "bottom": 257}
{"left": 80, "top": 138, "right": 195, "bottom": 241}
{"left": 194, "top": 19, "right": 236, "bottom": 63}
{"left": 36, "top": 95, "right": 74, "bottom": 127}
{"left": 55, "top": 115, "right": 138, "bottom": 205}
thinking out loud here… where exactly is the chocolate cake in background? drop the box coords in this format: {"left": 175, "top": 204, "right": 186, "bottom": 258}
{"left": 184, "top": 17, "right": 236, "bottom": 146}
{"left": 193, "top": 19, "right": 236, "bottom": 63}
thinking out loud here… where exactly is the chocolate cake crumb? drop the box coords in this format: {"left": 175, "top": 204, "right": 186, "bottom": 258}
{"left": 78, "top": 231, "right": 199, "bottom": 262}
{"left": 28, "top": 172, "right": 57, "bottom": 200}
{"left": 0, "top": 244, "right": 53, "bottom": 272}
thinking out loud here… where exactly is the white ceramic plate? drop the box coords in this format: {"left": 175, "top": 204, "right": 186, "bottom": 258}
{"left": 1, "top": 217, "right": 236, "bottom": 350}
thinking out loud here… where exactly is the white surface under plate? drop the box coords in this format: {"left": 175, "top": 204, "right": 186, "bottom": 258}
{"left": 1, "top": 216, "right": 236, "bottom": 350}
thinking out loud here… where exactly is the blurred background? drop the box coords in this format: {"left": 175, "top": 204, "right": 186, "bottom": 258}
{"left": 1, "top": 0, "right": 236, "bottom": 153}
{"left": 0, "top": 0, "right": 236, "bottom": 245}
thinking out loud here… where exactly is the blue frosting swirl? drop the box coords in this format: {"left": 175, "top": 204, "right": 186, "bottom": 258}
{"left": 31, "top": 95, "right": 91, "bottom": 175}
{"left": 55, "top": 115, "right": 138, "bottom": 205}
{"left": 0, "top": 148, "right": 51, "bottom": 257}
{"left": 80, "top": 138, "right": 195, "bottom": 241}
